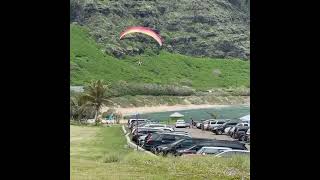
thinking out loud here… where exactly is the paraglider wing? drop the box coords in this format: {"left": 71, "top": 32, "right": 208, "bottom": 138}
{"left": 119, "top": 26, "right": 163, "bottom": 46}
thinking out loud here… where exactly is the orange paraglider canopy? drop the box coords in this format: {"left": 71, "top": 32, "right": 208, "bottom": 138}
{"left": 119, "top": 26, "right": 163, "bottom": 46}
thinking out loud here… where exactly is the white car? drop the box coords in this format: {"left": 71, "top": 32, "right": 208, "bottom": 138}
{"left": 215, "top": 150, "right": 250, "bottom": 157}
{"left": 202, "top": 120, "right": 210, "bottom": 130}
{"left": 196, "top": 122, "right": 202, "bottom": 128}
{"left": 175, "top": 120, "right": 187, "bottom": 128}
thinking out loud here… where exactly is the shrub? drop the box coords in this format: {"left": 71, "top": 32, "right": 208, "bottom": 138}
{"left": 103, "top": 153, "right": 120, "bottom": 163}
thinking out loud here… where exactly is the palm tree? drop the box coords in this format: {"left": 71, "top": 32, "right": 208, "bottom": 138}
{"left": 82, "top": 80, "right": 111, "bottom": 125}
{"left": 70, "top": 94, "right": 90, "bottom": 124}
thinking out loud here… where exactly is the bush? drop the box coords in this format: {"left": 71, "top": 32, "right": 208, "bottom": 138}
{"left": 108, "top": 82, "right": 196, "bottom": 97}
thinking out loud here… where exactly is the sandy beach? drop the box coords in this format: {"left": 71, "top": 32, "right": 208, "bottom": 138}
{"left": 101, "top": 104, "right": 249, "bottom": 116}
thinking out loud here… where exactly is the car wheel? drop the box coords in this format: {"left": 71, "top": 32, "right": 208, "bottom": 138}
{"left": 217, "top": 130, "right": 222, "bottom": 135}
{"left": 232, "top": 133, "right": 236, "bottom": 139}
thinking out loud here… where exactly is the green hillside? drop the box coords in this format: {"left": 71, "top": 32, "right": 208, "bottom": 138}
{"left": 71, "top": 25, "right": 249, "bottom": 90}
{"left": 70, "top": 0, "right": 249, "bottom": 59}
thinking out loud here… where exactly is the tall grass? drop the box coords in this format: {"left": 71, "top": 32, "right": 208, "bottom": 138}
{"left": 71, "top": 125, "right": 250, "bottom": 180}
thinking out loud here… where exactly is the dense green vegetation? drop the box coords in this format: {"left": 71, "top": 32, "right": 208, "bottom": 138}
{"left": 71, "top": 25, "right": 249, "bottom": 90}
{"left": 70, "top": 0, "right": 249, "bottom": 59}
{"left": 70, "top": 125, "right": 250, "bottom": 180}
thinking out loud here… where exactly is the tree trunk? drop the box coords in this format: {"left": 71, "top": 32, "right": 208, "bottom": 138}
{"left": 94, "top": 109, "right": 99, "bottom": 126}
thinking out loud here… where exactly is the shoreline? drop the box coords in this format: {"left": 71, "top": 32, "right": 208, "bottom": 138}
{"left": 101, "top": 104, "right": 249, "bottom": 116}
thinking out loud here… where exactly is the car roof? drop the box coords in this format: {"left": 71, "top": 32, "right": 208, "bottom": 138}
{"left": 156, "top": 132, "right": 190, "bottom": 136}
{"left": 200, "top": 146, "right": 232, "bottom": 150}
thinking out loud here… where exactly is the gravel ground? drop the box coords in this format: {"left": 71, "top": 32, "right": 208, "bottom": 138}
{"left": 176, "top": 127, "right": 250, "bottom": 150}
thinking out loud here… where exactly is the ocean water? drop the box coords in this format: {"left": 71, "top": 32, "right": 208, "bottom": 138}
{"left": 138, "top": 105, "right": 250, "bottom": 122}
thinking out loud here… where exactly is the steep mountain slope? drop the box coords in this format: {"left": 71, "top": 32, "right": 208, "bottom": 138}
{"left": 71, "top": 25, "right": 249, "bottom": 89}
{"left": 70, "top": 0, "right": 249, "bottom": 59}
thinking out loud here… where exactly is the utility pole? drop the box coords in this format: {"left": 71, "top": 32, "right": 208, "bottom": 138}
{"left": 136, "top": 113, "right": 139, "bottom": 151}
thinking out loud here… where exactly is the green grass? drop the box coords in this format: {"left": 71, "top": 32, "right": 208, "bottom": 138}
{"left": 70, "top": 125, "right": 250, "bottom": 180}
{"left": 71, "top": 25, "right": 249, "bottom": 90}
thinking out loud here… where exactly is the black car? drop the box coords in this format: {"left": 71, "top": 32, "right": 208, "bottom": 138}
{"left": 175, "top": 142, "right": 247, "bottom": 156}
{"left": 155, "top": 138, "right": 215, "bottom": 155}
{"left": 143, "top": 132, "right": 191, "bottom": 151}
{"left": 157, "top": 139, "right": 247, "bottom": 155}
{"left": 131, "top": 128, "right": 163, "bottom": 143}
{"left": 211, "top": 121, "right": 239, "bottom": 135}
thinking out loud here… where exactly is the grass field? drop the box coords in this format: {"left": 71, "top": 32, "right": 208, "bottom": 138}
{"left": 71, "top": 25, "right": 249, "bottom": 90}
{"left": 70, "top": 125, "right": 250, "bottom": 180}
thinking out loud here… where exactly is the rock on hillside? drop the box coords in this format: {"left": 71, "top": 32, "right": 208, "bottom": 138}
{"left": 70, "top": 0, "right": 249, "bottom": 59}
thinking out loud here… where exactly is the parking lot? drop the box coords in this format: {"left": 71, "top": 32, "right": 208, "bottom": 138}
{"left": 128, "top": 119, "right": 250, "bottom": 154}
{"left": 176, "top": 127, "right": 250, "bottom": 150}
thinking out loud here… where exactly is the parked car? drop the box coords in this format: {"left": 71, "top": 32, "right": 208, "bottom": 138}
{"left": 246, "top": 128, "right": 250, "bottom": 142}
{"left": 175, "top": 142, "right": 240, "bottom": 156}
{"left": 207, "top": 119, "right": 228, "bottom": 131}
{"left": 142, "top": 124, "right": 174, "bottom": 131}
{"left": 215, "top": 150, "right": 250, "bottom": 157}
{"left": 128, "top": 119, "right": 149, "bottom": 129}
{"left": 157, "top": 138, "right": 247, "bottom": 155}
{"left": 175, "top": 119, "right": 189, "bottom": 128}
{"left": 183, "top": 146, "right": 232, "bottom": 156}
{"left": 202, "top": 120, "right": 210, "bottom": 130}
{"left": 239, "top": 128, "right": 250, "bottom": 142}
{"left": 192, "top": 121, "right": 199, "bottom": 127}
{"left": 212, "top": 121, "right": 239, "bottom": 135}
{"left": 196, "top": 122, "right": 202, "bottom": 129}
{"left": 227, "top": 122, "right": 250, "bottom": 136}
{"left": 143, "top": 124, "right": 167, "bottom": 128}
{"left": 143, "top": 132, "right": 191, "bottom": 151}
{"left": 155, "top": 138, "right": 216, "bottom": 155}
{"left": 232, "top": 126, "right": 250, "bottom": 139}
{"left": 138, "top": 135, "right": 147, "bottom": 146}
{"left": 132, "top": 128, "right": 164, "bottom": 143}
{"left": 175, "top": 144, "right": 208, "bottom": 156}
{"left": 196, "top": 147, "right": 232, "bottom": 155}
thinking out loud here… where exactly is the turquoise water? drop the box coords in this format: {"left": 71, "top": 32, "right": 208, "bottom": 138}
{"left": 139, "top": 105, "right": 250, "bottom": 122}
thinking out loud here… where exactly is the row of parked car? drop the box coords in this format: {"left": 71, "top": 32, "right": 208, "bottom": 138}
{"left": 194, "top": 119, "right": 250, "bottom": 143}
{"left": 127, "top": 119, "right": 250, "bottom": 157}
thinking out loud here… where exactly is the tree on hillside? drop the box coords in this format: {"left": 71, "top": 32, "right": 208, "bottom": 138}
{"left": 82, "top": 80, "right": 111, "bottom": 125}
